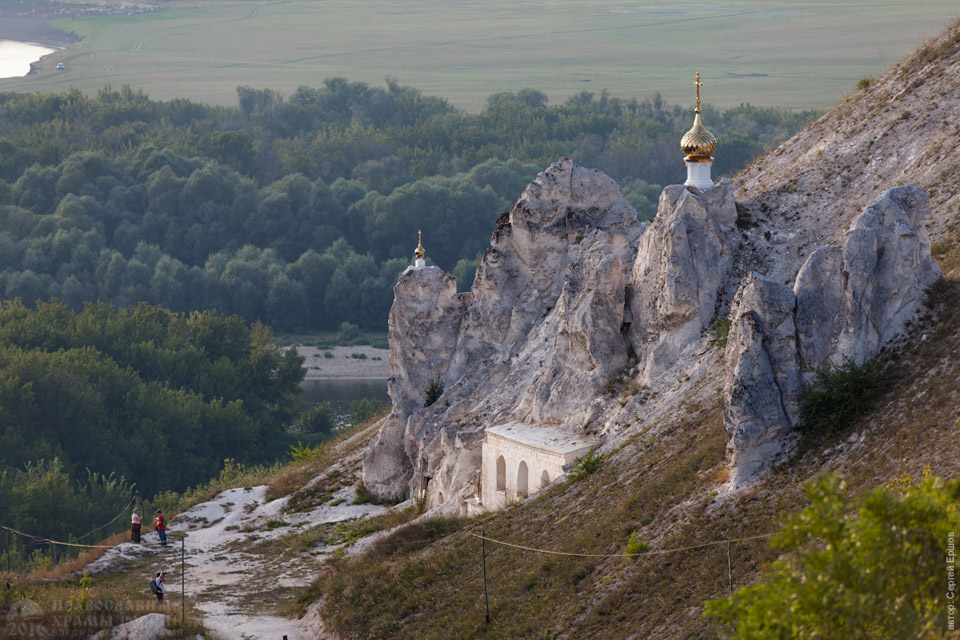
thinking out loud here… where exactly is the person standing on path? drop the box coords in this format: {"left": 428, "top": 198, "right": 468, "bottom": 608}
{"left": 131, "top": 508, "right": 141, "bottom": 543}
{"left": 155, "top": 509, "right": 167, "bottom": 546}
{"left": 154, "top": 571, "right": 165, "bottom": 605}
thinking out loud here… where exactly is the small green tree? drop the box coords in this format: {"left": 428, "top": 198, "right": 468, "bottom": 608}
{"left": 424, "top": 377, "right": 443, "bottom": 407}
{"left": 301, "top": 402, "right": 335, "bottom": 437}
{"left": 337, "top": 321, "right": 363, "bottom": 344}
{"left": 350, "top": 398, "right": 387, "bottom": 427}
{"left": 705, "top": 472, "right": 960, "bottom": 639}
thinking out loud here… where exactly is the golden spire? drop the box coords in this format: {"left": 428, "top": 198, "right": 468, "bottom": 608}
{"left": 680, "top": 72, "right": 717, "bottom": 163}
{"left": 415, "top": 229, "right": 425, "bottom": 261}
{"left": 694, "top": 72, "right": 703, "bottom": 113}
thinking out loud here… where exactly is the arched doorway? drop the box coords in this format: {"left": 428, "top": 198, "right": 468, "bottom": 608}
{"left": 541, "top": 470, "right": 550, "bottom": 488}
{"left": 496, "top": 456, "right": 506, "bottom": 491}
{"left": 517, "top": 461, "right": 528, "bottom": 498}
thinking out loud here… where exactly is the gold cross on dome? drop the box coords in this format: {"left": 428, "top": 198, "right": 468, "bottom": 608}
{"left": 694, "top": 72, "right": 703, "bottom": 111}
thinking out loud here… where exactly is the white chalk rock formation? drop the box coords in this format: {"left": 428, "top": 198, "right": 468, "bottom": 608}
{"left": 362, "top": 265, "right": 466, "bottom": 498}
{"left": 362, "top": 158, "right": 643, "bottom": 506}
{"left": 512, "top": 229, "right": 634, "bottom": 424}
{"left": 794, "top": 185, "right": 941, "bottom": 371}
{"left": 723, "top": 273, "right": 802, "bottom": 484}
{"left": 627, "top": 180, "right": 739, "bottom": 384}
{"left": 723, "top": 186, "right": 940, "bottom": 483}
{"left": 90, "top": 614, "right": 179, "bottom": 640}
{"left": 385, "top": 265, "right": 465, "bottom": 413}
{"left": 448, "top": 157, "right": 639, "bottom": 377}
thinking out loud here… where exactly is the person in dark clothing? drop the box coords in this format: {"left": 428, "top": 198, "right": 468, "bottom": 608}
{"left": 155, "top": 571, "right": 165, "bottom": 604}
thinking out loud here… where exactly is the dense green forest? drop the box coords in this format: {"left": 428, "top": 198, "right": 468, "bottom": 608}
{"left": 0, "top": 81, "right": 819, "bottom": 330}
{"left": 0, "top": 300, "right": 303, "bottom": 568}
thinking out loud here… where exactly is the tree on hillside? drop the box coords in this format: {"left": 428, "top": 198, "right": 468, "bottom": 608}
{"left": 706, "top": 472, "right": 960, "bottom": 639}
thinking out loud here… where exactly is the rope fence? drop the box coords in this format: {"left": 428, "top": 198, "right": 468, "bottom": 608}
{"left": 469, "top": 528, "right": 779, "bottom": 623}
{"left": 74, "top": 496, "right": 136, "bottom": 541}
{"left": 468, "top": 531, "right": 777, "bottom": 558}
{"left": 0, "top": 524, "right": 118, "bottom": 550}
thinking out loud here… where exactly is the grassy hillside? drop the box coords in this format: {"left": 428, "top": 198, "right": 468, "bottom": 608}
{"left": 2, "top": 0, "right": 959, "bottom": 111}
{"left": 298, "top": 279, "right": 960, "bottom": 640}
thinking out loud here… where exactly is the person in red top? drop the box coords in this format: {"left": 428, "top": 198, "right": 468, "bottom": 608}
{"left": 155, "top": 509, "right": 167, "bottom": 546}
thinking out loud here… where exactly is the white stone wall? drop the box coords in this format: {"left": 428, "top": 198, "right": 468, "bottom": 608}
{"left": 480, "top": 432, "right": 590, "bottom": 510}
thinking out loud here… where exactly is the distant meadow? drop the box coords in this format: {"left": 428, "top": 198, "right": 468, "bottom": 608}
{"left": 2, "top": 0, "right": 958, "bottom": 111}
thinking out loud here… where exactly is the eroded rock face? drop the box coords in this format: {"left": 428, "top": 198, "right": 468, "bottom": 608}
{"left": 362, "top": 158, "right": 643, "bottom": 507}
{"left": 512, "top": 230, "right": 632, "bottom": 425}
{"left": 449, "top": 157, "right": 638, "bottom": 378}
{"left": 723, "top": 273, "right": 802, "bottom": 484}
{"left": 628, "top": 180, "right": 739, "bottom": 384}
{"left": 95, "top": 613, "right": 174, "bottom": 640}
{"left": 361, "top": 265, "right": 466, "bottom": 499}
{"left": 385, "top": 266, "right": 465, "bottom": 413}
{"left": 723, "top": 186, "right": 940, "bottom": 484}
{"left": 795, "top": 185, "right": 940, "bottom": 371}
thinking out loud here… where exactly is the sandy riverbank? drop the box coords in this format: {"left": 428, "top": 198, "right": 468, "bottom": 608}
{"left": 296, "top": 345, "right": 390, "bottom": 379}
{"left": 0, "top": 17, "right": 81, "bottom": 49}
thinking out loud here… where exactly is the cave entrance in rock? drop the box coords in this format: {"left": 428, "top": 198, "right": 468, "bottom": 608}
{"left": 541, "top": 470, "right": 550, "bottom": 488}
{"left": 496, "top": 456, "right": 506, "bottom": 491}
{"left": 517, "top": 461, "right": 528, "bottom": 498}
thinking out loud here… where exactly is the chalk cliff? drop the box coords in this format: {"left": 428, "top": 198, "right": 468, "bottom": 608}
{"left": 723, "top": 186, "right": 940, "bottom": 483}
{"left": 363, "top": 161, "right": 941, "bottom": 507}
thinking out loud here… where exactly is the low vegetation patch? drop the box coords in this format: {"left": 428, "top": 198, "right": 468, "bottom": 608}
{"left": 708, "top": 315, "right": 731, "bottom": 350}
{"left": 568, "top": 449, "right": 604, "bottom": 480}
{"left": 797, "top": 356, "right": 887, "bottom": 439}
{"left": 1, "top": 569, "right": 213, "bottom": 639}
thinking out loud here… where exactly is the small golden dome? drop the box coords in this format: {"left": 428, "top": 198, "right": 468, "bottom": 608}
{"left": 680, "top": 73, "right": 717, "bottom": 163}
{"left": 415, "top": 229, "right": 425, "bottom": 261}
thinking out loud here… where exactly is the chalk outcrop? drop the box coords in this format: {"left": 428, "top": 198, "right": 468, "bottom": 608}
{"left": 723, "top": 273, "right": 802, "bottom": 484}
{"left": 723, "top": 186, "right": 940, "bottom": 483}
{"left": 90, "top": 614, "right": 178, "bottom": 640}
{"left": 627, "top": 181, "right": 739, "bottom": 384}
{"left": 362, "top": 265, "right": 467, "bottom": 498}
{"left": 362, "top": 158, "right": 755, "bottom": 509}
{"left": 365, "top": 152, "right": 939, "bottom": 504}
{"left": 794, "top": 185, "right": 940, "bottom": 371}
{"left": 363, "top": 158, "right": 645, "bottom": 506}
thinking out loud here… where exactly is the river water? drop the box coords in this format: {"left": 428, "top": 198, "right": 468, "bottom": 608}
{"left": 299, "top": 378, "right": 390, "bottom": 427}
{"left": 0, "top": 39, "right": 55, "bottom": 79}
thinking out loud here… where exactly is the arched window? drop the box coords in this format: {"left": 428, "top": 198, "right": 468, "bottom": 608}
{"left": 541, "top": 470, "right": 550, "bottom": 488}
{"left": 496, "top": 456, "right": 506, "bottom": 491}
{"left": 517, "top": 461, "right": 529, "bottom": 498}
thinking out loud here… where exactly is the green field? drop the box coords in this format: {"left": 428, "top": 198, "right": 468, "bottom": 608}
{"left": 2, "top": 0, "right": 959, "bottom": 111}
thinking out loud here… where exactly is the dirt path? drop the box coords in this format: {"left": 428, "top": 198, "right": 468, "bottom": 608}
{"left": 86, "top": 446, "right": 390, "bottom": 639}
{"left": 90, "top": 52, "right": 115, "bottom": 73}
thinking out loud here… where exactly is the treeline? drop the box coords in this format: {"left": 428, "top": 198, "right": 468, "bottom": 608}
{"left": 0, "top": 299, "right": 304, "bottom": 568}
{"left": 0, "top": 81, "right": 819, "bottom": 330}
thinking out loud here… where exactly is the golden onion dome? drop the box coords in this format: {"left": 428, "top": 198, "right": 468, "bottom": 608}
{"left": 415, "top": 229, "right": 425, "bottom": 261}
{"left": 681, "top": 73, "right": 717, "bottom": 162}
